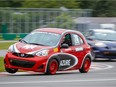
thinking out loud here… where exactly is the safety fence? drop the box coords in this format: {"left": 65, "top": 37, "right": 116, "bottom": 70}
{"left": 0, "top": 8, "right": 92, "bottom": 40}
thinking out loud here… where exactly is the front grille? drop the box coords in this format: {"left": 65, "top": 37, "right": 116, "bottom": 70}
{"left": 105, "top": 46, "right": 116, "bottom": 50}
{"left": 9, "top": 59, "right": 35, "bottom": 68}
{"left": 104, "top": 52, "right": 116, "bottom": 56}
{"left": 13, "top": 53, "right": 34, "bottom": 58}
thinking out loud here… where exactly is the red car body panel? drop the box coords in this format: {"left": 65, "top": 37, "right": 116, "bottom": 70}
{"left": 4, "top": 28, "right": 92, "bottom": 74}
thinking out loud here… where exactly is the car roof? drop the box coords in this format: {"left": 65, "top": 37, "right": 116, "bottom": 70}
{"left": 34, "top": 28, "right": 82, "bottom": 35}
{"left": 37, "top": 28, "right": 66, "bottom": 34}
{"left": 88, "top": 29, "right": 116, "bottom": 33}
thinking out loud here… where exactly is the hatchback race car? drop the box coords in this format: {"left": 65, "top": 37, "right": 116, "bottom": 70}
{"left": 4, "top": 28, "right": 92, "bottom": 75}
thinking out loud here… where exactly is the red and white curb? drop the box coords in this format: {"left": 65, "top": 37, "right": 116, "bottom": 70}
{"left": 0, "top": 63, "right": 113, "bottom": 76}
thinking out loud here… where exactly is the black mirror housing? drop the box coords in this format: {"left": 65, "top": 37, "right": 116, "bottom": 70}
{"left": 61, "top": 44, "right": 69, "bottom": 48}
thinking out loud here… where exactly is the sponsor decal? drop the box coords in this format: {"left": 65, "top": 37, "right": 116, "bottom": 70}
{"left": 13, "top": 44, "right": 20, "bottom": 53}
{"left": 45, "top": 53, "right": 78, "bottom": 72}
{"left": 60, "top": 59, "right": 71, "bottom": 66}
{"left": 60, "top": 48, "right": 71, "bottom": 53}
{"left": 31, "top": 32, "right": 59, "bottom": 36}
{"left": 64, "top": 48, "right": 72, "bottom": 51}
{"left": 53, "top": 48, "right": 58, "bottom": 52}
{"left": 23, "top": 45, "right": 37, "bottom": 50}
{"left": 58, "top": 53, "right": 78, "bottom": 70}
{"left": 75, "top": 47, "right": 83, "bottom": 52}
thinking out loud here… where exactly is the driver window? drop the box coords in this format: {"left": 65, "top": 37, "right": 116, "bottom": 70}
{"left": 62, "top": 34, "right": 72, "bottom": 46}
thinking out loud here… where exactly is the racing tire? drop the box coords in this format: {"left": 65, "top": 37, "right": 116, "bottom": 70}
{"left": 79, "top": 57, "right": 91, "bottom": 73}
{"left": 45, "top": 59, "right": 58, "bottom": 75}
{"left": 5, "top": 67, "right": 18, "bottom": 74}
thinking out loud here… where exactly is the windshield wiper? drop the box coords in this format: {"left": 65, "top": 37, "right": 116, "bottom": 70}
{"left": 106, "top": 40, "right": 116, "bottom": 41}
{"left": 19, "top": 39, "right": 28, "bottom": 43}
{"left": 29, "top": 43, "right": 45, "bottom": 46}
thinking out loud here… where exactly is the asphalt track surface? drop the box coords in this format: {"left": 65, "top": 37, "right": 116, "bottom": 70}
{"left": 0, "top": 46, "right": 116, "bottom": 87}
{"left": 0, "top": 60, "right": 116, "bottom": 87}
{"left": 0, "top": 50, "right": 7, "bottom": 57}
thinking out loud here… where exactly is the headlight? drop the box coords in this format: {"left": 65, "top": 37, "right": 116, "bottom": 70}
{"left": 8, "top": 45, "right": 14, "bottom": 52}
{"left": 36, "top": 50, "right": 49, "bottom": 56}
{"left": 95, "top": 42, "right": 107, "bottom": 47}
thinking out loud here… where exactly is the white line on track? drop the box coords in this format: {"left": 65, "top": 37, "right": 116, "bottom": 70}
{"left": 90, "top": 63, "right": 114, "bottom": 71}
{"left": 0, "top": 79, "right": 116, "bottom": 85}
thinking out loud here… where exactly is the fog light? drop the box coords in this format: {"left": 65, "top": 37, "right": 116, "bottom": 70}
{"left": 38, "top": 65, "right": 44, "bottom": 70}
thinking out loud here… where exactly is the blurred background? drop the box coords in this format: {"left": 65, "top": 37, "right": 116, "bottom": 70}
{"left": 0, "top": 0, "right": 116, "bottom": 40}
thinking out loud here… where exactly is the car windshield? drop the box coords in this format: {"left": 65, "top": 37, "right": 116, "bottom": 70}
{"left": 94, "top": 31, "right": 116, "bottom": 41}
{"left": 21, "top": 32, "right": 61, "bottom": 46}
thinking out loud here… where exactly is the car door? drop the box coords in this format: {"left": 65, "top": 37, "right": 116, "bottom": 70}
{"left": 59, "top": 33, "right": 86, "bottom": 70}
{"left": 58, "top": 33, "right": 78, "bottom": 70}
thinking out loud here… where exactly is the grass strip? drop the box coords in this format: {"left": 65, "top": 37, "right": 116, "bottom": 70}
{"left": 0, "top": 57, "right": 5, "bottom": 72}
{"left": 0, "top": 42, "right": 16, "bottom": 50}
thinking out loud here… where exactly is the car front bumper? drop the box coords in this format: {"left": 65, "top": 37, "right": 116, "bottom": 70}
{"left": 4, "top": 52, "right": 48, "bottom": 72}
{"left": 94, "top": 50, "right": 116, "bottom": 59}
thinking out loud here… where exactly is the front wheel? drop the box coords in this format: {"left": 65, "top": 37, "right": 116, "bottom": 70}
{"left": 79, "top": 57, "right": 91, "bottom": 73}
{"left": 45, "top": 59, "right": 58, "bottom": 75}
{"left": 5, "top": 67, "right": 18, "bottom": 74}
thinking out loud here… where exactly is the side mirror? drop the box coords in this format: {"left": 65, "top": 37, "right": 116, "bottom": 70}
{"left": 19, "top": 39, "right": 22, "bottom": 42}
{"left": 61, "top": 44, "right": 69, "bottom": 48}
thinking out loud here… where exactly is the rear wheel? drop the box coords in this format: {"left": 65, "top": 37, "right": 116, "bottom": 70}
{"left": 79, "top": 57, "right": 91, "bottom": 73}
{"left": 45, "top": 59, "right": 58, "bottom": 75}
{"left": 5, "top": 67, "right": 18, "bottom": 74}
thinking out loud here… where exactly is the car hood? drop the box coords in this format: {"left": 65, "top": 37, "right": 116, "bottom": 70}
{"left": 12, "top": 42, "right": 51, "bottom": 54}
{"left": 101, "top": 41, "right": 116, "bottom": 47}
{"left": 88, "top": 40, "right": 116, "bottom": 48}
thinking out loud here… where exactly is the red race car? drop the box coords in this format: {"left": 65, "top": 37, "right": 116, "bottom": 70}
{"left": 4, "top": 28, "right": 92, "bottom": 75}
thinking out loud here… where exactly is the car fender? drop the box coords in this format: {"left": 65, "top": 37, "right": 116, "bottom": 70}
{"left": 80, "top": 53, "right": 92, "bottom": 69}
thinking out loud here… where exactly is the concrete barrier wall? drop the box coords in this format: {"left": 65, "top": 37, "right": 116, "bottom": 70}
{"left": 0, "top": 33, "right": 28, "bottom": 40}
